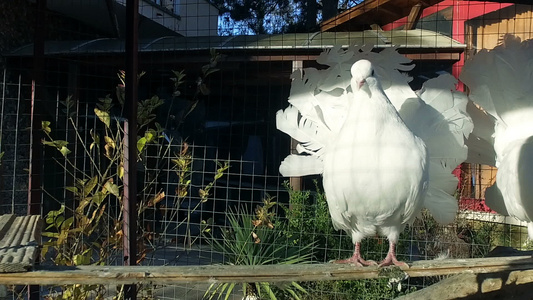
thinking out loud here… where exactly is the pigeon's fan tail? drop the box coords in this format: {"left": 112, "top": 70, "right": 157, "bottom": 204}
{"left": 484, "top": 182, "right": 507, "bottom": 216}
{"left": 424, "top": 181, "right": 459, "bottom": 224}
{"left": 461, "top": 34, "right": 533, "bottom": 128}
{"left": 465, "top": 101, "right": 496, "bottom": 166}
{"left": 276, "top": 105, "right": 329, "bottom": 156}
{"left": 279, "top": 154, "right": 323, "bottom": 177}
{"left": 413, "top": 74, "right": 473, "bottom": 224}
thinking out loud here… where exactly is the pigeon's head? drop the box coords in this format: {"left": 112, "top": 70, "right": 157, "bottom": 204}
{"left": 350, "top": 59, "right": 374, "bottom": 91}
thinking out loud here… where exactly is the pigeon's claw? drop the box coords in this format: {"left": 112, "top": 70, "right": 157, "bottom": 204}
{"left": 378, "top": 242, "right": 410, "bottom": 268}
{"left": 378, "top": 255, "right": 409, "bottom": 268}
{"left": 333, "top": 256, "right": 377, "bottom": 267}
{"left": 331, "top": 242, "right": 377, "bottom": 267}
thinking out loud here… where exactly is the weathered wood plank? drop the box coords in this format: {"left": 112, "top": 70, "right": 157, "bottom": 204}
{"left": 0, "top": 255, "right": 532, "bottom": 286}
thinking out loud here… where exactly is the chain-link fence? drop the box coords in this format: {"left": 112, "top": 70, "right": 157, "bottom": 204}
{"left": 1, "top": 1, "right": 532, "bottom": 299}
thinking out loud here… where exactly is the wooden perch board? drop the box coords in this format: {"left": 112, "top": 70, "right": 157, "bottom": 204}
{"left": 0, "top": 255, "right": 532, "bottom": 286}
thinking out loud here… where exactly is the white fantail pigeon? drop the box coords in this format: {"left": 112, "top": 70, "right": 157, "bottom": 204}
{"left": 277, "top": 45, "right": 472, "bottom": 267}
{"left": 461, "top": 34, "right": 533, "bottom": 239}
{"left": 322, "top": 60, "right": 428, "bottom": 267}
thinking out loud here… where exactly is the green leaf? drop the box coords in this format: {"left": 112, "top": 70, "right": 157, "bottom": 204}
{"left": 92, "top": 191, "right": 106, "bottom": 206}
{"left": 144, "top": 131, "right": 154, "bottom": 143}
{"left": 65, "top": 186, "right": 78, "bottom": 194}
{"left": 42, "top": 140, "right": 68, "bottom": 149}
{"left": 59, "top": 146, "right": 71, "bottom": 157}
{"left": 41, "top": 232, "right": 59, "bottom": 238}
{"left": 90, "top": 129, "right": 100, "bottom": 151}
{"left": 261, "top": 282, "right": 276, "bottom": 300}
{"left": 204, "top": 67, "right": 220, "bottom": 77}
{"left": 83, "top": 176, "right": 99, "bottom": 197}
{"left": 94, "top": 108, "right": 110, "bottom": 128}
{"left": 291, "top": 282, "right": 308, "bottom": 294}
{"left": 118, "top": 164, "right": 124, "bottom": 180}
{"left": 199, "top": 83, "right": 210, "bottom": 95}
{"left": 61, "top": 217, "right": 74, "bottom": 230}
{"left": 137, "top": 137, "right": 147, "bottom": 153}
{"left": 73, "top": 249, "right": 92, "bottom": 266}
{"left": 104, "top": 181, "right": 120, "bottom": 198}
{"left": 223, "top": 283, "right": 236, "bottom": 300}
{"left": 104, "top": 135, "right": 115, "bottom": 148}
{"left": 41, "top": 121, "right": 51, "bottom": 134}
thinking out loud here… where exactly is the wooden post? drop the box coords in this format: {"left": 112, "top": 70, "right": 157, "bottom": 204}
{"left": 28, "top": 0, "right": 46, "bottom": 297}
{"left": 289, "top": 60, "right": 303, "bottom": 192}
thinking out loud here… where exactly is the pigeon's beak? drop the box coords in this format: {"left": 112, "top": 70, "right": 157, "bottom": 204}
{"left": 352, "top": 77, "right": 365, "bottom": 91}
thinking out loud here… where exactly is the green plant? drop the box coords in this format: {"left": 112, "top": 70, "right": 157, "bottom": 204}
{"left": 204, "top": 197, "right": 314, "bottom": 300}
{"left": 40, "top": 50, "right": 225, "bottom": 299}
{"left": 41, "top": 96, "right": 129, "bottom": 299}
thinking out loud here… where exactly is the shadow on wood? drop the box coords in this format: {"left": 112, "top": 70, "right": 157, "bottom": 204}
{"left": 397, "top": 246, "right": 533, "bottom": 300}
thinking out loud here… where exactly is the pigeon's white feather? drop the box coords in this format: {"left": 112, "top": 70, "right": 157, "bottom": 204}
{"left": 275, "top": 105, "right": 328, "bottom": 155}
{"left": 484, "top": 182, "right": 508, "bottom": 216}
{"left": 461, "top": 34, "right": 533, "bottom": 239}
{"left": 464, "top": 101, "right": 496, "bottom": 166}
{"left": 414, "top": 74, "right": 473, "bottom": 224}
{"left": 279, "top": 154, "right": 323, "bottom": 177}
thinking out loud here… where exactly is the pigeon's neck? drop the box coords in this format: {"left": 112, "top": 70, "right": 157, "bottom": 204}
{"left": 342, "top": 77, "right": 406, "bottom": 138}
{"left": 359, "top": 77, "right": 403, "bottom": 121}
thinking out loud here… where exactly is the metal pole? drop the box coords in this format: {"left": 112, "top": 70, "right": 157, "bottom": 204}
{"left": 123, "top": 0, "right": 139, "bottom": 299}
{"left": 29, "top": 0, "right": 46, "bottom": 216}
{"left": 28, "top": 0, "right": 47, "bottom": 298}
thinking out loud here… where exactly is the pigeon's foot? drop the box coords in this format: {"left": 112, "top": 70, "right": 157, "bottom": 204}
{"left": 332, "top": 242, "right": 377, "bottom": 267}
{"left": 378, "top": 241, "right": 409, "bottom": 268}
{"left": 378, "top": 253, "right": 409, "bottom": 268}
{"left": 333, "top": 256, "right": 377, "bottom": 267}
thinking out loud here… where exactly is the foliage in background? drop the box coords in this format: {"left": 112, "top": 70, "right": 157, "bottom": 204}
{"left": 211, "top": 0, "right": 363, "bottom": 35}
{"left": 204, "top": 196, "right": 314, "bottom": 300}
{"left": 40, "top": 51, "right": 225, "bottom": 299}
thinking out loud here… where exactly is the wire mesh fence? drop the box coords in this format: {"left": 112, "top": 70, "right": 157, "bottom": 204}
{"left": 1, "top": 1, "right": 533, "bottom": 299}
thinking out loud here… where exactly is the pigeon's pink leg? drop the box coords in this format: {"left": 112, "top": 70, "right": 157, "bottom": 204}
{"left": 378, "top": 241, "right": 409, "bottom": 268}
{"left": 333, "top": 242, "right": 377, "bottom": 267}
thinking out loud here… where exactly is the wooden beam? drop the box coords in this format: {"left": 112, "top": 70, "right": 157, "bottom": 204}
{"left": 376, "top": 5, "right": 403, "bottom": 19}
{"left": 405, "top": 3, "right": 423, "bottom": 30}
{"left": 320, "top": 0, "right": 447, "bottom": 32}
{"left": 403, "top": 52, "right": 461, "bottom": 60}
{"left": 243, "top": 52, "right": 461, "bottom": 62}
{"left": 1, "top": 256, "right": 532, "bottom": 286}
{"left": 321, "top": 0, "right": 395, "bottom": 32}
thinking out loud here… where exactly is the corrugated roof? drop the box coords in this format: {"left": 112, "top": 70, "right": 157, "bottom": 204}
{"left": 6, "top": 29, "right": 464, "bottom": 57}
